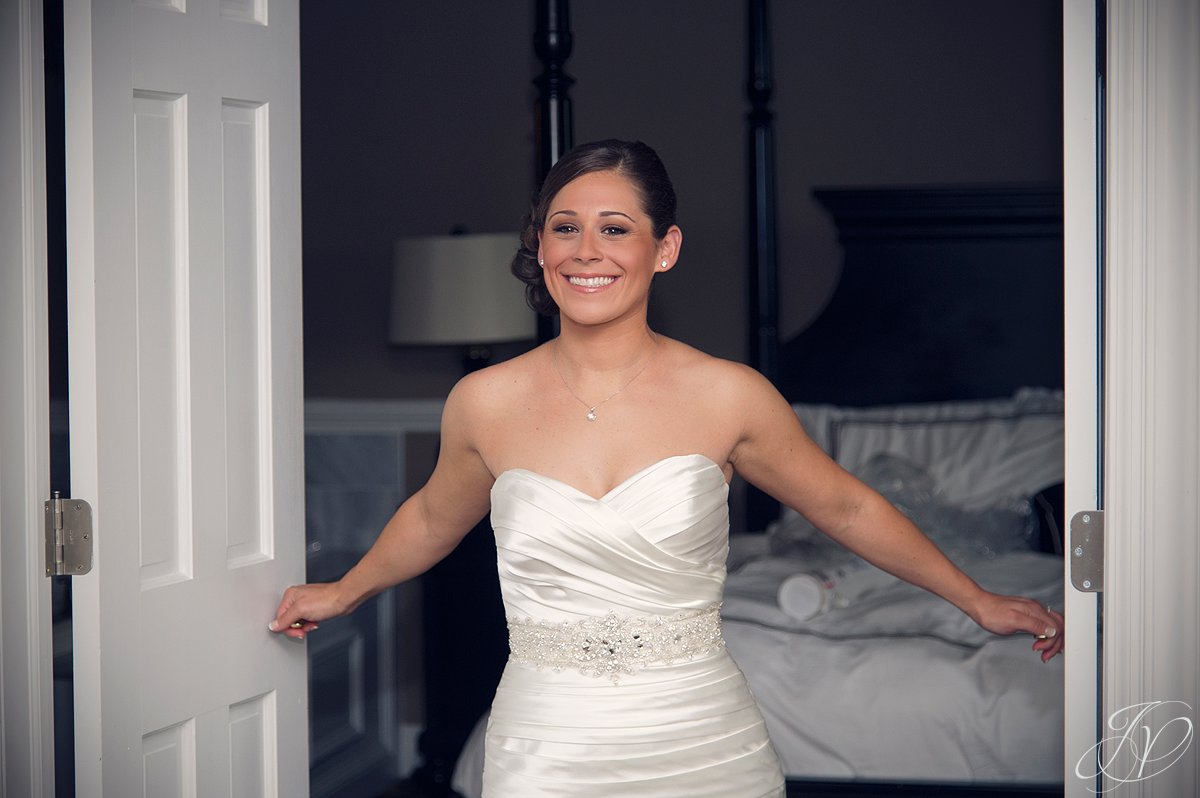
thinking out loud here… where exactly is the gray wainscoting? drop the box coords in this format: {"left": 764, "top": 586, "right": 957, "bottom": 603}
{"left": 304, "top": 399, "right": 443, "bottom": 797}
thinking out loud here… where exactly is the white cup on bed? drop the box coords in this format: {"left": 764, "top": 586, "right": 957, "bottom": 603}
{"left": 777, "top": 573, "right": 832, "bottom": 620}
{"left": 777, "top": 566, "right": 896, "bottom": 621}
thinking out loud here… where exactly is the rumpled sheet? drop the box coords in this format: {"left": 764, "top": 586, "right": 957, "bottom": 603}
{"left": 721, "top": 453, "right": 1064, "bottom": 783}
{"left": 723, "top": 619, "right": 1064, "bottom": 782}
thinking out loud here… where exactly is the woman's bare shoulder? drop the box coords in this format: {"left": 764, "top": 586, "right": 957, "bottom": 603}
{"left": 658, "top": 338, "right": 777, "bottom": 401}
{"left": 443, "top": 344, "right": 549, "bottom": 425}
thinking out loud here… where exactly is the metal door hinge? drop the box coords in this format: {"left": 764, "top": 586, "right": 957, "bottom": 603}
{"left": 44, "top": 492, "right": 93, "bottom": 577}
{"left": 1070, "top": 510, "right": 1103, "bottom": 592}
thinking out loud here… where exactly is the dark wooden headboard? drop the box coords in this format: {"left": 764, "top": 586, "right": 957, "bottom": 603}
{"left": 776, "top": 185, "right": 1064, "bottom": 407}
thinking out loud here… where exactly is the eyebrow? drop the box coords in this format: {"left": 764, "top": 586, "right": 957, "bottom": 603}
{"left": 548, "top": 209, "right": 637, "bottom": 222}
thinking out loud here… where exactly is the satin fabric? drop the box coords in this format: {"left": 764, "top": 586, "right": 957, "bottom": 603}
{"left": 485, "top": 454, "right": 785, "bottom": 797}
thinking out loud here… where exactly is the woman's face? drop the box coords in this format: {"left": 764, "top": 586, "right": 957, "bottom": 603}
{"left": 538, "top": 170, "right": 680, "bottom": 329}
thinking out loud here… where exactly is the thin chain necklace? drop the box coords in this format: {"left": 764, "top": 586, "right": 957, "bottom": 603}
{"left": 552, "top": 334, "right": 658, "bottom": 422}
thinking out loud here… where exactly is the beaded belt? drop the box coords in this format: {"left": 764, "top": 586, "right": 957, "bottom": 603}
{"left": 507, "top": 604, "right": 724, "bottom": 681}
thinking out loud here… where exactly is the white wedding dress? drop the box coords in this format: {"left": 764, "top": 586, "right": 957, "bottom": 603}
{"left": 482, "top": 454, "right": 784, "bottom": 797}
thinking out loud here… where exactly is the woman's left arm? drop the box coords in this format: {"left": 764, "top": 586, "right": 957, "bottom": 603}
{"left": 725, "top": 366, "right": 1064, "bottom": 662}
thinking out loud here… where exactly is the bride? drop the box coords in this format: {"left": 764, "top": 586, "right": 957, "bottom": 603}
{"left": 270, "top": 139, "right": 1064, "bottom": 797}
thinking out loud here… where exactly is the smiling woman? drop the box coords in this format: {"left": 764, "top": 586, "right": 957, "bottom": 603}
{"left": 272, "top": 139, "right": 1063, "bottom": 798}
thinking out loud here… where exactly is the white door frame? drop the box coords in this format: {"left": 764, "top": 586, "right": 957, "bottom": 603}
{"left": 0, "top": 0, "right": 56, "bottom": 796}
{"left": 1062, "top": 1, "right": 1102, "bottom": 794}
{"left": 1100, "top": 1, "right": 1199, "bottom": 795}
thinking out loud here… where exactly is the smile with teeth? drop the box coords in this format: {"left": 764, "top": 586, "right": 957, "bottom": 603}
{"left": 567, "top": 275, "right": 617, "bottom": 288}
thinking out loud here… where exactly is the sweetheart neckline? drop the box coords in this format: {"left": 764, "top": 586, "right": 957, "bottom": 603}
{"left": 493, "top": 453, "right": 725, "bottom": 503}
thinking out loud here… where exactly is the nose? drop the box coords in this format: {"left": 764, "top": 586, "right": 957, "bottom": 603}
{"left": 573, "top": 229, "right": 602, "bottom": 263}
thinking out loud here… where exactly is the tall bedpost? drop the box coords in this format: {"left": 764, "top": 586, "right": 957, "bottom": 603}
{"left": 533, "top": 0, "right": 573, "bottom": 342}
{"left": 746, "top": 0, "right": 781, "bottom": 531}
{"left": 747, "top": 0, "right": 779, "bottom": 382}
{"left": 533, "top": 0, "right": 574, "bottom": 180}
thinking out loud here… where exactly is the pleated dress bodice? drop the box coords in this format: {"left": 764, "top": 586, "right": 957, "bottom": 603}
{"left": 482, "top": 454, "right": 784, "bottom": 797}
{"left": 491, "top": 453, "right": 730, "bottom": 622}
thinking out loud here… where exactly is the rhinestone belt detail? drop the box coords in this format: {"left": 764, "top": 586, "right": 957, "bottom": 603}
{"left": 506, "top": 604, "right": 724, "bottom": 682}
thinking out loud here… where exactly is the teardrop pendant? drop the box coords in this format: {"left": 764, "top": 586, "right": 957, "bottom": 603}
{"left": 551, "top": 335, "right": 660, "bottom": 425}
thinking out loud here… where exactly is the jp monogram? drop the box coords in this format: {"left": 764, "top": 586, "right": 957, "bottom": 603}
{"left": 1076, "top": 700, "right": 1194, "bottom": 792}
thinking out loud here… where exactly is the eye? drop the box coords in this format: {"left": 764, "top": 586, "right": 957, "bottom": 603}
{"left": 552, "top": 223, "right": 578, "bottom": 235}
{"left": 601, "top": 225, "right": 628, "bottom": 236}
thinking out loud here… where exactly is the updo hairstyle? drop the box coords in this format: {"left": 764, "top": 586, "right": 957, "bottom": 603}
{"left": 511, "top": 139, "right": 678, "bottom": 316}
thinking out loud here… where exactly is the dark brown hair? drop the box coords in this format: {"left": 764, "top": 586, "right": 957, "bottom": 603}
{"left": 511, "top": 140, "right": 678, "bottom": 316}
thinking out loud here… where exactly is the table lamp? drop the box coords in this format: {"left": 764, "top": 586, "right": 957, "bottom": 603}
{"left": 389, "top": 233, "right": 537, "bottom": 371}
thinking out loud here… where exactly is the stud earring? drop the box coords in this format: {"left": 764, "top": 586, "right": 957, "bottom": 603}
{"left": 538, "top": 258, "right": 544, "bottom": 266}
{"left": 660, "top": 260, "right": 668, "bottom": 269}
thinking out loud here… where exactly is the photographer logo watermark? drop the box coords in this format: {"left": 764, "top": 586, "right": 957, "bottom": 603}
{"left": 1076, "top": 700, "right": 1194, "bottom": 792}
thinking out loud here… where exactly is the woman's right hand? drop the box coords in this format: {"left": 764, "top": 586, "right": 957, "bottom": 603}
{"left": 268, "top": 582, "right": 351, "bottom": 640}
{"left": 265, "top": 373, "right": 495, "bottom": 643}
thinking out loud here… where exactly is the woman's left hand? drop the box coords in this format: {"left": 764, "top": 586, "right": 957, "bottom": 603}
{"left": 971, "top": 593, "right": 1065, "bottom": 662}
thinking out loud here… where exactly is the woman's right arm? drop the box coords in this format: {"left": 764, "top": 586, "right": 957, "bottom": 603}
{"left": 269, "top": 377, "right": 495, "bottom": 639}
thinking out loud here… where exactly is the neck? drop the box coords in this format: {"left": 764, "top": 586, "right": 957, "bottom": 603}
{"left": 553, "top": 316, "right": 658, "bottom": 374}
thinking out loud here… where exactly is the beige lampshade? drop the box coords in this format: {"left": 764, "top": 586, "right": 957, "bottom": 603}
{"left": 389, "top": 233, "right": 536, "bottom": 345}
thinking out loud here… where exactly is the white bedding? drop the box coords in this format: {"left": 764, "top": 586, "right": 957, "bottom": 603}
{"left": 722, "top": 550, "right": 1064, "bottom": 782}
{"left": 792, "top": 387, "right": 1063, "bottom": 511}
{"left": 724, "top": 550, "right": 1062, "bottom": 647}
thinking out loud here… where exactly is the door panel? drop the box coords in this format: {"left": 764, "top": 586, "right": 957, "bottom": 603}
{"left": 64, "top": 1, "right": 306, "bottom": 795}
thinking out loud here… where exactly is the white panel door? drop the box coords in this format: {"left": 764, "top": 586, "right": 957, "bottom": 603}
{"left": 63, "top": 1, "right": 307, "bottom": 795}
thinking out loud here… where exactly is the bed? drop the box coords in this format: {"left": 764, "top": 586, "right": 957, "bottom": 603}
{"left": 722, "top": 389, "right": 1065, "bottom": 786}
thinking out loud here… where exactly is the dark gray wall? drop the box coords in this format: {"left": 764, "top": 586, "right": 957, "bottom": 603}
{"left": 300, "top": 0, "right": 1062, "bottom": 399}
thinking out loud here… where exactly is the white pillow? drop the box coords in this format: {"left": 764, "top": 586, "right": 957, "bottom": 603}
{"left": 791, "top": 387, "right": 1063, "bottom": 511}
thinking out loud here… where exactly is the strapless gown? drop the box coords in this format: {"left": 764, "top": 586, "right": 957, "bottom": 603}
{"left": 484, "top": 454, "right": 784, "bottom": 797}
